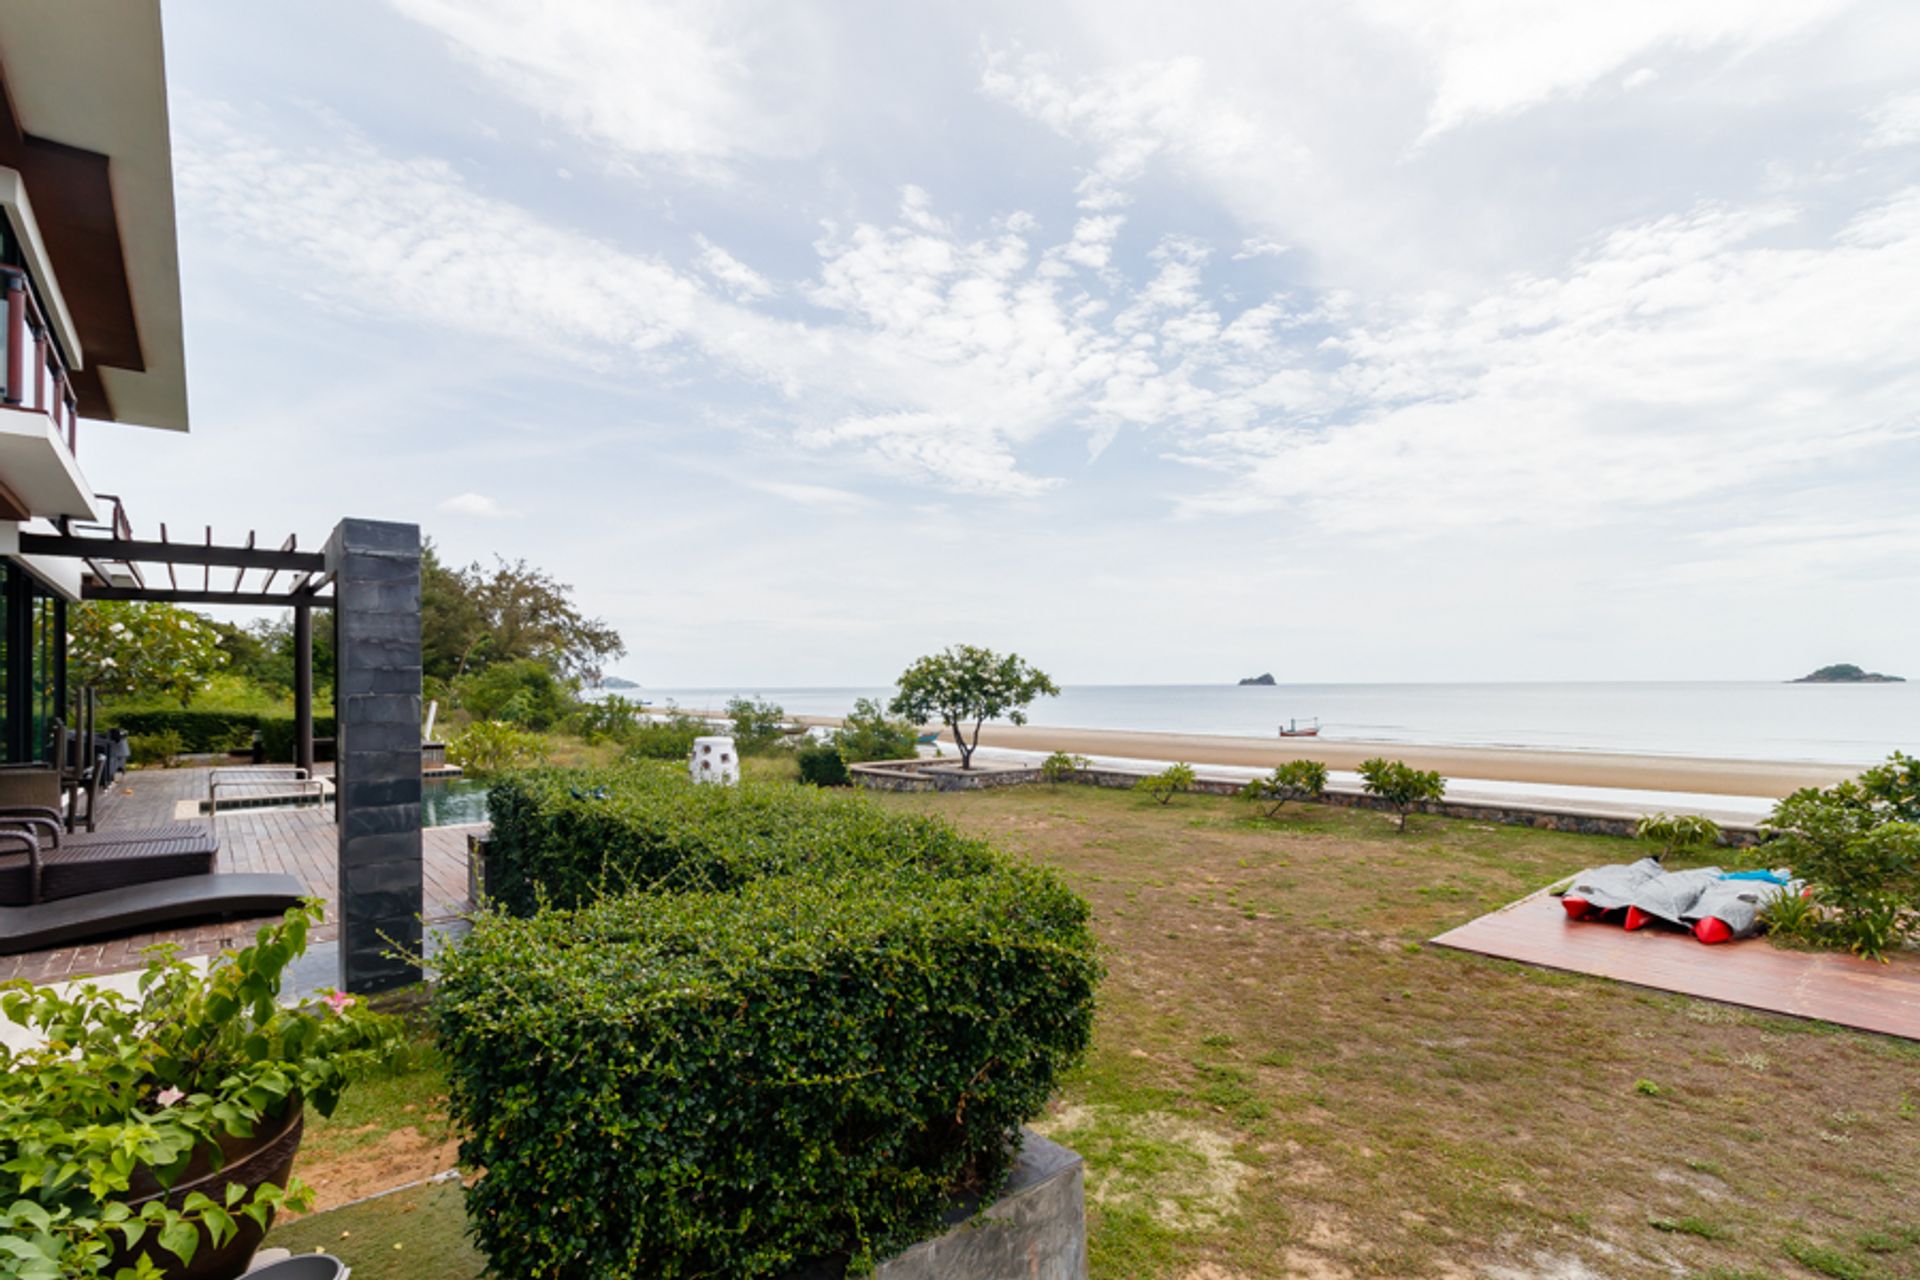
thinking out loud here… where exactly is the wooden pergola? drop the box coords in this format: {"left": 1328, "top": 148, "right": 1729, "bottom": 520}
{"left": 20, "top": 502, "right": 428, "bottom": 993}
{"left": 21, "top": 500, "right": 335, "bottom": 775}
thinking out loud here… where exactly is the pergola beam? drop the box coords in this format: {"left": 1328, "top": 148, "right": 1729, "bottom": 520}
{"left": 81, "top": 585, "right": 332, "bottom": 608}
{"left": 17, "top": 533, "right": 327, "bottom": 572}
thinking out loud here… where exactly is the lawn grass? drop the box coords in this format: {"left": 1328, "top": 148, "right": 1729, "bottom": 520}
{"left": 869, "top": 783, "right": 1920, "bottom": 1280}
{"left": 289, "top": 1037, "right": 459, "bottom": 1213}
{"left": 269, "top": 1180, "right": 482, "bottom": 1279}
{"left": 273, "top": 781, "right": 1920, "bottom": 1279}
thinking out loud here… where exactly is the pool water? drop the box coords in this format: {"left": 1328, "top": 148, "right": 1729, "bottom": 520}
{"left": 423, "top": 776, "right": 490, "bottom": 827}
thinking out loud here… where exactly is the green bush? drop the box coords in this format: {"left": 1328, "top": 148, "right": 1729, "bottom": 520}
{"left": 1039, "top": 751, "right": 1089, "bottom": 785}
{"left": 623, "top": 711, "right": 706, "bottom": 762}
{"left": 727, "top": 696, "right": 788, "bottom": 755}
{"left": 1636, "top": 811, "right": 1722, "bottom": 861}
{"left": 107, "top": 709, "right": 258, "bottom": 754}
{"left": 446, "top": 721, "right": 549, "bottom": 778}
{"left": 1759, "top": 759, "right": 1920, "bottom": 960}
{"left": 564, "top": 694, "right": 645, "bottom": 744}
{"left": 796, "top": 741, "right": 851, "bottom": 787}
{"left": 1241, "top": 759, "right": 1329, "bottom": 818}
{"left": 833, "top": 697, "right": 920, "bottom": 764}
{"left": 1134, "top": 762, "right": 1196, "bottom": 805}
{"left": 454, "top": 658, "right": 574, "bottom": 731}
{"left": 259, "top": 715, "right": 336, "bottom": 762}
{"left": 481, "top": 766, "right": 1001, "bottom": 915}
{"left": 127, "top": 730, "right": 184, "bottom": 768}
{"left": 1357, "top": 757, "right": 1446, "bottom": 832}
{"left": 438, "top": 767, "right": 1099, "bottom": 1278}
{"left": 106, "top": 709, "right": 335, "bottom": 760}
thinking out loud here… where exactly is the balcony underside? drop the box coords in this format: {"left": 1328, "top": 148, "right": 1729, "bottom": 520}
{"left": 0, "top": 402, "right": 92, "bottom": 520}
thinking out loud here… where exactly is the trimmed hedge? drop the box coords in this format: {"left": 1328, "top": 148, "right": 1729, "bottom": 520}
{"left": 479, "top": 765, "right": 1005, "bottom": 916}
{"left": 436, "top": 766, "right": 1100, "bottom": 1278}
{"left": 796, "top": 740, "right": 851, "bottom": 787}
{"left": 105, "top": 709, "right": 334, "bottom": 759}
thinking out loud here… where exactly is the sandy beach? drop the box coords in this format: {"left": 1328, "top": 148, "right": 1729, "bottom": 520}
{"left": 774, "top": 715, "right": 1861, "bottom": 798}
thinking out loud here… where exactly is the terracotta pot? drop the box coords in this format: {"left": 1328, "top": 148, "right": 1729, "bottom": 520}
{"left": 113, "top": 1097, "right": 306, "bottom": 1280}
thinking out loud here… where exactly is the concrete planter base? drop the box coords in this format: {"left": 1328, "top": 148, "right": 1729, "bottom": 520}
{"left": 783, "top": 1130, "right": 1087, "bottom": 1280}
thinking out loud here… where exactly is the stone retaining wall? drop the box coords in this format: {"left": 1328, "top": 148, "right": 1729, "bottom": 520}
{"left": 780, "top": 1130, "right": 1086, "bottom": 1280}
{"left": 850, "top": 760, "right": 1765, "bottom": 846}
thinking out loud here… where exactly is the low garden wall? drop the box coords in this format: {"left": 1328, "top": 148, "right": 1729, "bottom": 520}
{"left": 849, "top": 760, "right": 1765, "bottom": 846}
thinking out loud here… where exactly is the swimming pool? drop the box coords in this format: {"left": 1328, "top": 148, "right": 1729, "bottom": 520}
{"left": 422, "top": 776, "right": 489, "bottom": 827}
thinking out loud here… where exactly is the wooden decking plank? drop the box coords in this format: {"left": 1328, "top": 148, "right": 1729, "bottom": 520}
{"left": 1434, "top": 889, "right": 1920, "bottom": 1041}
{"left": 0, "top": 766, "right": 474, "bottom": 982}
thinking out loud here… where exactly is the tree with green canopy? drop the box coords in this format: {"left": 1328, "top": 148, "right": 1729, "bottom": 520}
{"left": 888, "top": 645, "right": 1058, "bottom": 770}
{"left": 68, "top": 602, "right": 227, "bottom": 707}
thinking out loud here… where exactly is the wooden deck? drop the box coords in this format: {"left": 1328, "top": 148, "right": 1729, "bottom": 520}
{"left": 1433, "top": 888, "right": 1920, "bottom": 1041}
{"left": 0, "top": 766, "right": 476, "bottom": 984}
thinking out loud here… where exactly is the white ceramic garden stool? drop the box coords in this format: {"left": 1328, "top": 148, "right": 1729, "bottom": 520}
{"left": 689, "top": 736, "right": 740, "bottom": 785}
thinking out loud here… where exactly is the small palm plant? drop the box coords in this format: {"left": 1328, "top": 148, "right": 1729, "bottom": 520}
{"left": 1039, "top": 751, "right": 1090, "bottom": 787}
{"left": 1357, "top": 758, "right": 1445, "bottom": 832}
{"left": 1636, "top": 811, "right": 1722, "bottom": 862}
{"left": 1135, "top": 762, "right": 1197, "bottom": 806}
{"left": 1241, "top": 759, "right": 1329, "bottom": 819}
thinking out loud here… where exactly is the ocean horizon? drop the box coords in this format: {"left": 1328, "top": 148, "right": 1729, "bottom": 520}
{"left": 610, "top": 680, "right": 1918, "bottom": 766}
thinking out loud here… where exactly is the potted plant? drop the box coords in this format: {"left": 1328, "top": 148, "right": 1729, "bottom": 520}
{"left": 0, "top": 903, "right": 399, "bottom": 1280}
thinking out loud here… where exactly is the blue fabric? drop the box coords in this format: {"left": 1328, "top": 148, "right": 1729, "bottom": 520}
{"left": 1720, "top": 869, "right": 1791, "bottom": 884}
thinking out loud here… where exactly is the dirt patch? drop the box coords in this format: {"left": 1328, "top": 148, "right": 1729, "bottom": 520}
{"left": 293, "top": 1125, "right": 462, "bottom": 1214}
{"left": 1036, "top": 1104, "right": 1249, "bottom": 1231}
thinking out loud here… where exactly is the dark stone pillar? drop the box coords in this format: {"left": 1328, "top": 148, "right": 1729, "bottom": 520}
{"left": 325, "top": 519, "right": 423, "bottom": 994}
{"left": 293, "top": 602, "right": 314, "bottom": 775}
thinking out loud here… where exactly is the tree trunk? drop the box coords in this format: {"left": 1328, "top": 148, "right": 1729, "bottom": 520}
{"left": 951, "top": 718, "right": 974, "bottom": 769}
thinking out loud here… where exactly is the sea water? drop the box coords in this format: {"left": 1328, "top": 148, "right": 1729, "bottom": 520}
{"left": 620, "top": 682, "right": 1918, "bottom": 765}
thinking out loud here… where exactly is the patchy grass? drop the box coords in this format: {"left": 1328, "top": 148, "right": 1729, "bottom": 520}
{"left": 869, "top": 782, "right": 1920, "bottom": 1280}
{"left": 269, "top": 1180, "right": 482, "bottom": 1279}
{"left": 290, "top": 1036, "right": 458, "bottom": 1214}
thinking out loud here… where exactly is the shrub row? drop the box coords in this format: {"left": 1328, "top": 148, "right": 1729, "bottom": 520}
{"left": 480, "top": 764, "right": 1004, "bottom": 915}
{"left": 437, "top": 766, "right": 1100, "bottom": 1278}
{"left": 105, "top": 709, "right": 335, "bottom": 758}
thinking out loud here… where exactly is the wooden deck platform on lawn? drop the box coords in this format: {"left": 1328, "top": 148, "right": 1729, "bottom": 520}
{"left": 0, "top": 765, "right": 476, "bottom": 984}
{"left": 1433, "top": 888, "right": 1920, "bottom": 1041}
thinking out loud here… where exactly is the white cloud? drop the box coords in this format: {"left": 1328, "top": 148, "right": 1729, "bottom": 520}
{"left": 438, "top": 492, "right": 513, "bottom": 517}
{"left": 693, "top": 235, "right": 773, "bottom": 299}
{"left": 980, "top": 51, "right": 1312, "bottom": 214}
{"left": 381, "top": 0, "right": 823, "bottom": 175}
{"left": 1865, "top": 91, "right": 1920, "bottom": 149}
{"left": 180, "top": 75, "right": 1920, "bottom": 545}
{"left": 1232, "top": 238, "right": 1290, "bottom": 260}
{"left": 1175, "top": 192, "right": 1920, "bottom": 534}
{"left": 177, "top": 110, "right": 709, "bottom": 367}
{"left": 742, "top": 479, "right": 870, "bottom": 509}
{"left": 1354, "top": 0, "right": 1856, "bottom": 140}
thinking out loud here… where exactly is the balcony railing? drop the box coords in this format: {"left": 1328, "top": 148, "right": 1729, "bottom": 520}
{"left": 0, "top": 264, "right": 78, "bottom": 456}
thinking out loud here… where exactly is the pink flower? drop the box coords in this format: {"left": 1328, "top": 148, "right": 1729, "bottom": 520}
{"left": 155, "top": 1087, "right": 184, "bottom": 1107}
{"left": 324, "top": 991, "right": 356, "bottom": 1015}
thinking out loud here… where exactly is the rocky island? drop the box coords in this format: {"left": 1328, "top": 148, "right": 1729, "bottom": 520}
{"left": 1792, "top": 663, "right": 1904, "bottom": 684}
{"left": 1238, "top": 672, "right": 1278, "bottom": 686}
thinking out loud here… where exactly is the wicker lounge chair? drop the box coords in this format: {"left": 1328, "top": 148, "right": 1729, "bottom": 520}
{"left": 0, "top": 810, "right": 217, "bottom": 906}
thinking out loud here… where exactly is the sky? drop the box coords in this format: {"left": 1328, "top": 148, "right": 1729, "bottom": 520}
{"left": 84, "top": 0, "right": 1920, "bottom": 686}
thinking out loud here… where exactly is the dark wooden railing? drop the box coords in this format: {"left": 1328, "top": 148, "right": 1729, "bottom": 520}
{"left": 0, "top": 264, "right": 79, "bottom": 456}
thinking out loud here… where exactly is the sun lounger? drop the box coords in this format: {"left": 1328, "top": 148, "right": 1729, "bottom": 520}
{"left": 0, "top": 812, "right": 218, "bottom": 906}
{"left": 0, "top": 873, "right": 308, "bottom": 954}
